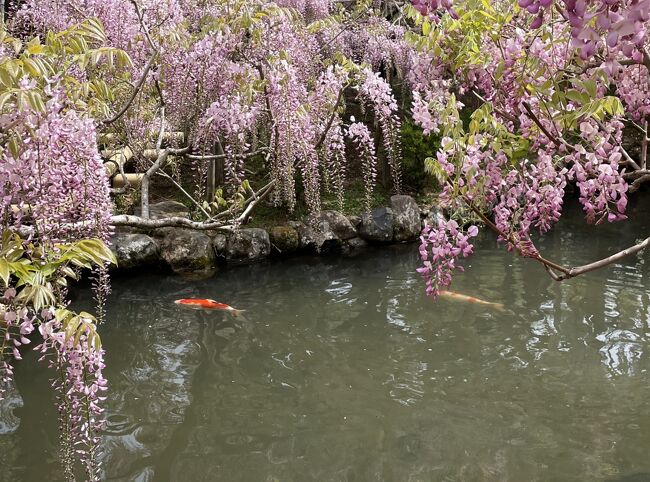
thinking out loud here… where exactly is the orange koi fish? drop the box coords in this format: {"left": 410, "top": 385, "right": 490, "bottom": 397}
{"left": 439, "top": 291, "right": 505, "bottom": 311}
{"left": 174, "top": 298, "right": 245, "bottom": 317}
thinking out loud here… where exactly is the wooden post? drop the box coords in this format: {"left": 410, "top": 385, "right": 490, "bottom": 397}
{"left": 374, "top": 118, "right": 390, "bottom": 188}
{"left": 111, "top": 173, "right": 144, "bottom": 189}
{"left": 215, "top": 141, "right": 225, "bottom": 186}
{"left": 103, "top": 146, "right": 133, "bottom": 178}
{"left": 207, "top": 140, "right": 226, "bottom": 201}
{"left": 207, "top": 158, "right": 216, "bottom": 202}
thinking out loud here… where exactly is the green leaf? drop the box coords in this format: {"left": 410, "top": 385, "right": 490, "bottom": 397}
{"left": 26, "top": 90, "right": 45, "bottom": 112}
{"left": 0, "top": 258, "right": 9, "bottom": 286}
{"left": 78, "top": 311, "right": 97, "bottom": 321}
{"left": 565, "top": 89, "right": 587, "bottom": 105}
{"left": 0, "top": 67, "right": 15, "bottom": 88}
{"left": 74, "top": 239, "right": 117, "bottom": 266}
{"left": 583, "top": 79, "right": 597, "bottom": 98}
{"left": 422, "top": 19, "right": 431, "bottom": 36}
{"left": 55, "top": 308, "right": 73, "bottom": 323}
{"left": 64, "top": 315, "right": 82, "bottom": 343}
{"left": 0, "top": 91, "right": 14, "bottom": 112}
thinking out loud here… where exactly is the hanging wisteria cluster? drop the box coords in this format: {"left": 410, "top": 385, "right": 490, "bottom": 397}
{"left": 3, "top": 0, "right": 650, "bottom": 477}
{"left": 0, "top": 87, "right": 112, "bottom": 243}
{"left": 410, "top": 0, "right": 650, "bottom": 294}
{"left": 3, "top": 1, "right": 418, "bottom": 478}
{"left": 37, "top": 310, "right": 107, "bottom": 482}
{"left": 17, "top": 0, "right": 410, "bottom": 218}
{"left": 347, "top": 120, "right": 379, "bottom": 211}
{"left": 0, "top": 17, "right": 120, "bottom": 481}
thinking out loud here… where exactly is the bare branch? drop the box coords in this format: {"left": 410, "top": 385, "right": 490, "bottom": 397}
{"left": 315, "top": 86, "right": 346, "bottom": 149}
{"left": 460, "top": 192, "right": 571, "bottom": 275}
{"left": 643, "top": 47, "right": 650, "bottom": 75}
{"left": 140, "top": 142, "right": 190, "bottom": 219}
{"left": 623, "top": 169, "right": 650, "bottom": 181}
{"left": 460, "top": 187, "right": 649, "bottom": 281}
{"left": 110, "top": 215, "right": 234, "bottom": 232}
{"left": 186, "top": 148, "right": 268, "bottom": 161}
{"left": 642, "top": 120, "right": 648, "bottom": 170}
{"left": 102, "top": 53, "right": 157, "bottom": 126}
{"left": 472, "top": 90, "right": 519, "bottom": 126}
{"left": 110, "top": 154, "right": 131, "bottom": 194}
{"left": 211, "top": 179, "right": 276, "bottom": 220}
{"left": 521, "top": 101, "right": 564, "bottom": 148}
{"left": 238, "top": 181, "right": 275, "bottom": 224}
{"left": 629, "top": 174, "right": 650, "bottom": 192}
{"left": 319, "top": 8, "right": 365, "bottom": 53}
{"left": 129, "top": 0, "right": 158, "bottom": 51}
{"left": 554, "top": 236, "right": 650, "bottom": 280}
{"left": 155, "top": 170, "right": 211, "bottom": 218}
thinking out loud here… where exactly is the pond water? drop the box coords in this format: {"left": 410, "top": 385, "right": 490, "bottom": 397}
{"left": 4, "top": 199, "right": 650, "bottom": 481}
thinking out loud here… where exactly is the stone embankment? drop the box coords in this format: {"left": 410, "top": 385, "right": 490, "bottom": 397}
{"left": 111, "top": 195, "right": 442, "bottom": 275}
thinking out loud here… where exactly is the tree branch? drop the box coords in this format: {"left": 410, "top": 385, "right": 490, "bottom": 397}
{"left": 629, "top": 174, "right": 650, "bottom": 192}
{"left": 641, "top": 120, "right": 648, "bottom": 170}
{"left": 110, "top": 154, "right": 131, "bottom": 194}
{"left": 186, "top": 148, "right": 268, "bottom": 161}
{"left": 623, "top": 169, "right": 650, "bottom": 181}
{"left": 460, "top": 188, "right": 649, "bottom": 281}
{"left": 521, "top": 101, "right": 564, "bottom": 148}
{"left": 238, "top": 180, "right": 275, "bottom": 224}
{"left": 110, "top": 215, "right": 234, "bottom": 232}
{"left": 211, "top": 179, "right": 276, "bottom": 220}
{"left": 102, "top": 52, "right": 156, "bottom": 126}
{"left": 472, "top": 90, "right": 519, "bottom": 126}
{"left": 155, "top": 170, "right": 211, "bottom": 218}
{"left": 554, "top": 236, "right": 650, "bottom": 280}
{"left": 460, "top": 192, "right": 570, "bottom": 275}
{"left": 315, "top": 86, "right": 346, "bottom": 149}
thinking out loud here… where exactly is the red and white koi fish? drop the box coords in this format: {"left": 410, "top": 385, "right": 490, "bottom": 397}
{"left": 174, "top": 298, "right": 245, "bottom": 317}
{"left": 438, "top": 290, "right": 505, "bottom": 311}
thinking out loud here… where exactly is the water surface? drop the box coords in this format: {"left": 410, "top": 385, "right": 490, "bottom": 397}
{"left": 4, "top": 200, "right": 650, "bottom": 481}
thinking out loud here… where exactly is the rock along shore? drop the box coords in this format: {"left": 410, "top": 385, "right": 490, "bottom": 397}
{"left": 110, "top": 195, "right": 443, "bottom": 276}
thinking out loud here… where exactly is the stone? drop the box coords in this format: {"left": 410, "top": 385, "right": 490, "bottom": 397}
{"left": 209, "top": 232, "right": 228, "bottom": 258}
{"left": 269, "top": 226, "right": 300, "bottom": 254}
{"left": 391, "top": 195, "right": 421, "bottom": 242}
{"left": 308, "top": 210, "right": 357, "bottom": 240}
{"left": 348, "top": 215, "right": 361, "bottom": 229}
{"left": 423, "top": 205, "right": 446, "bottom": 228}
{"left": 110, "top": 233, "right": 161, "bottom": 270}
{"left": 226, "top": 228, "right": 271, "bottom": 262}
{"left": 133, "top": 200, "right": 189, "bottom": 219}
{"left": 359, "top": 207, "right": 395, "bottom": 243}
{"left": 155, "top": 228, "right": 215, "bottom": 275}
{"left": 0, "top": 380, "right": 22, "bottom": 434}
{"left": 291, "top": 221, "right": 342, "bottom": 255}
{"left": 346, "top": 236, "right": 368, "bottom": 250}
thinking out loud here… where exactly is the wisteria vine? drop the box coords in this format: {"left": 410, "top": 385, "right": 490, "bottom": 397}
{"left": 409, "top": 0, "right": 650, "bottom": 296}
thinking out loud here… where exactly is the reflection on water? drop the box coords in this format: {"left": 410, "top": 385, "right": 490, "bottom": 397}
{"left": 4, "top": 199, "right": 650, "bottom": 481}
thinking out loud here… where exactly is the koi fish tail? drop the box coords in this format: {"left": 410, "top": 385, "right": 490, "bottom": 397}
{"left": 229, "top": 308, "right": 246, "bottom": 317}
{"left": 476, "top": 300, "right": 506, "bottom": 311}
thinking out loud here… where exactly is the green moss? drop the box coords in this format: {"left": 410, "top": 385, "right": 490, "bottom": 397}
{"left": 246, "top": 201, "right": 304, "bottom": 228}
{"left": 269, "top": 226, "right": 299, "bottom": 252}
{"left": 399, "top": 121, "right": 440, "bottom": 192}
{"left": 321, "top": 181, "right": 392, "bottom": 215}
